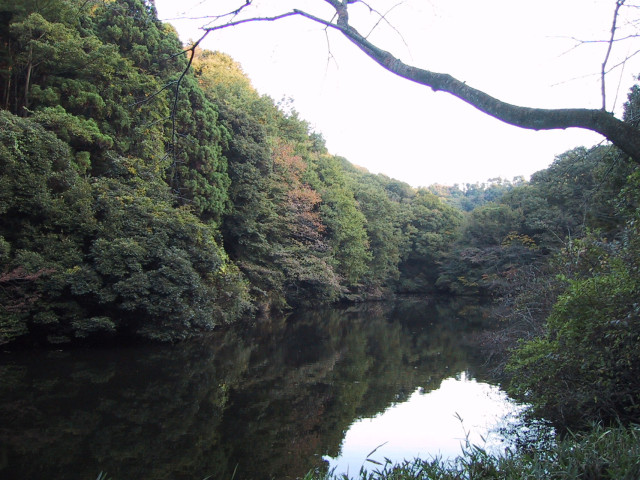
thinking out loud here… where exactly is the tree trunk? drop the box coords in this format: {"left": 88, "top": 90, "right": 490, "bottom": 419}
{"left": 23, "top": 46, "right": 32, "bottom": 115}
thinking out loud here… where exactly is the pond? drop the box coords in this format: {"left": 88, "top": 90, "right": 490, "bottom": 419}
{"left": 0, "top": 298, "right": 529, "bottom": 480}
{"left": 326, "top": 373, "right": 525, "bottom": 475}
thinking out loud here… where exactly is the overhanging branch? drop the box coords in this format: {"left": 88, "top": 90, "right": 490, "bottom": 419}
{"left": 292, "top": 6, "right": 640, "bottom": 163}
{"left": 181, "top": 2, "right": 640, "bottom": 163}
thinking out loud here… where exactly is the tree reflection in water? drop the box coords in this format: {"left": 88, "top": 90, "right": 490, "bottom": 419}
{"left": 0, "top": 298, "right": 505, "bottom": 480}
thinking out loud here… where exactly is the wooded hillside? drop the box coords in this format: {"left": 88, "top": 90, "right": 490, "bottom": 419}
{"left": 0, "top": 0, "right": 461, "bottom": 345}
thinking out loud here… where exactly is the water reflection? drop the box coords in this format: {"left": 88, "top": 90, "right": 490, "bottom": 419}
{"left": 0, "top": 298, "right": 512, "bottom": 480}
{"left": 326, "top": 373, "right": 526, "bottom": 476}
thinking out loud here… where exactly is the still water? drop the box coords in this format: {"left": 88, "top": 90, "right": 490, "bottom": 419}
{"left": 326, "top": 373, "right": 525, "bottom": 474}
{"left": 0, "top": 298, "right": 525, "bottom": 480}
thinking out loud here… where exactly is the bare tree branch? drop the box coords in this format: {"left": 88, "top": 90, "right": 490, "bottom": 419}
{"left": 129, "top": 80, "right": 177, "bottom": 108}
{"left": 290, "top": 4, "right": 640, "bottom": 164}
{"left": 362, "top": 1, "right": 406, "bottom": 42}
{"left": 602, "top": 0, "right": 626, "bottom": 110}
{"left": 323, "top": 26, "right": 339, "bottom": 73}
{"left": 161, "top": 0, "right": 252, "bottom": 23}
{"left": 169, "top": 1, "right": 640, "bottom": 164}
{"left": 606, "top": 48, "right": 640, "bottom": 74}
{"left": 201, "top": 11, "right": 300, "bottom": 36}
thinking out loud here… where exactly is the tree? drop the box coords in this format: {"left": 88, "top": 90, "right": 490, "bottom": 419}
{"left": 180, "top": 0, "right": 640, "bottom": 163}
{"left": 397, "top": 189, "right": 463, "bottom": 292}
{"left": 0, "top": 2, "right": 252, "bottom": 345}
{"left": 313, "top": 154, "right": 371, "bottom": 286}
{"left": 348, "top": 170, "right": 404, "bottom": 293}
{"left": 507, "top": 228, "right": 640, "bottom": 427}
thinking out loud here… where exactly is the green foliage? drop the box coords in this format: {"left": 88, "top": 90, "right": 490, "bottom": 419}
{"left": 0, "top": 0, "right": 523, "bottom": 344}
{"left": 0, "top": 110, "right": 94, "bottom": 344}
{"left": 0, "top": 109, "right": 250, "bottom": 344}
{"left": 350, "top": 175, "right": 403, "bottom": 293}
{"left": 88, "top": 178, "right": 249, "bottom": 341}
{"left": 437, "top": 204, "right": 538, "bottom": 295}
{"left": 166, "top": 73, "right": 230, "bottom": 222}
{"left": 0, "top": 0, "right": 248, "bottom": 344}
{"left": 503, "top": 129, "right": 640, "bottom": 428}
{"left": 195, "top": 50, "right": 346, "bottom": 308}
{"left": 463, "top": 203, "right": 521, "bottom": 246}
{"left": 508, "top": 223, "right": 640, "bottom": 428}
{"left": 314, "top": 154, "right": 372, "bottom": 286}
{"left": 438, "top": 145, "right": 631, "bottom": 296}
{"left": 193, "top": 49, "right": 457, "bottom": 305}
{"left": 431, "top": 176, "right": 523, "bottom": 212}
{"left": 31, "top": 105, "right": 114, "bottom": 149}
{"left": 3, "top": 4, "right": 170, "bottom": 165}
{"left": 397, "top": 189, "right": 463, "bottom": 292}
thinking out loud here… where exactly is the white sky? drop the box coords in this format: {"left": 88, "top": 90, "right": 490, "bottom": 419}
{"left": 154, "top": 0, "right": 640, "bottom": 187}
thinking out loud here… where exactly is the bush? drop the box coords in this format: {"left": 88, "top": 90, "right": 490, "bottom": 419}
{"left": 507, "top": 233, "right": 640, "bottom": 428}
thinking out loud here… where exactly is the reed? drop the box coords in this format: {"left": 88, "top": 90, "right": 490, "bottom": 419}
{"left": 308, "top": 423, "right": 640, "bottom": 480}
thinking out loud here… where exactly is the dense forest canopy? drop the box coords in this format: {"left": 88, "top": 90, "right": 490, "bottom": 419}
{"left": 0, "top": 0, "right": 462, "bottom": 345}
{"left": 1, "top": 0, "right": 640, "bottom": 438}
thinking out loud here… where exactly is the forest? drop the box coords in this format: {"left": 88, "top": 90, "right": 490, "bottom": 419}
{"left": 1, "top": 0, "right": 640, "bottom": 477}
{"left": 0, "top": 0, "right": 466, "bottom": 345}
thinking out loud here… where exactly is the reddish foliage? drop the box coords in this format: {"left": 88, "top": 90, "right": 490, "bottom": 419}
{"left": 272, "top": 142, "right": 306, "bottom": 183}
{"left": 0, "top": 267, "right": 55, "bottom": 312}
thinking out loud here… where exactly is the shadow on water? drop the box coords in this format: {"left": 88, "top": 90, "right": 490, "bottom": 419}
{"left": 0, "top": 297, "right": 503, "bottom": 480}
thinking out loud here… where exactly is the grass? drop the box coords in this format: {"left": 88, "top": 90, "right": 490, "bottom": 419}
{"left": 305, "top": 423, "right": 640, "bottom": 480}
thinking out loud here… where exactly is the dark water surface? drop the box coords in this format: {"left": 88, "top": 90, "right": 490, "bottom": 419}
{"left": 0, "top": 298, "right": 517, "bottom": 480}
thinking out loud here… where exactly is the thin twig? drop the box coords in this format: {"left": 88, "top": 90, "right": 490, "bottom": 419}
{"left": 129, "top": 81, "right": 177, "bottom": 107}
{"left": 323, "top": 27, "right": 339, "bottom": 73}
{"left": 364, "top": 1, "right": 407, "bottom": 47}
{"left": 602, "top": 0, "right": 626, "bottom": 111}
{"left": 611, "top": 44, "right": 629, "bottom": 111}
{"left": 161, "top": 1, "right": 252, "bottom": 24}
{"left": 201, "top": 11, "right": 300, "bottom": 33}
{"left": 605, "top": 47, "right": 640, "bottom": 74}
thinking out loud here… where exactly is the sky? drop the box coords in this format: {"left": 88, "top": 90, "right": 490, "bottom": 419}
{"left": 153, "top": 0, "right": 640, "bottom": 187}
